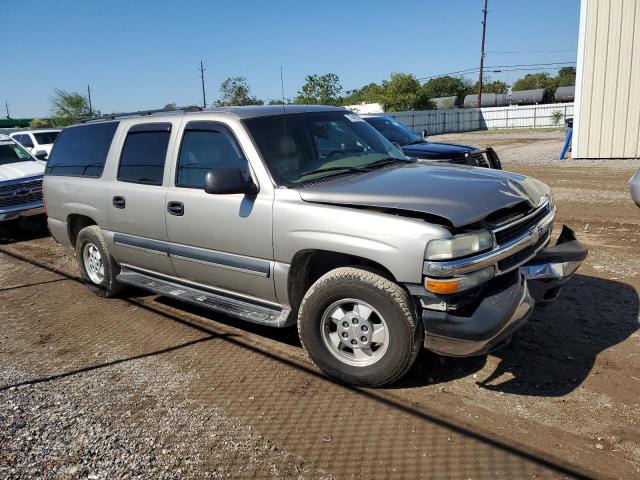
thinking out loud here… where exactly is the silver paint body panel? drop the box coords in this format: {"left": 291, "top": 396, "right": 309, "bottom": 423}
{"left": 44, "top": 106, "right": 554, "bottom": 315}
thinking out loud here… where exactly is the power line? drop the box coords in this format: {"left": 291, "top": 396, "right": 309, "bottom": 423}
{"left": 487, "top": 66, "right": 576, "bottom": 74}
{"left": 486, "top": 49, "right": 577, "bottom": 54}
{"left": 418, "top": 61, "right": 576, "bottom": 81}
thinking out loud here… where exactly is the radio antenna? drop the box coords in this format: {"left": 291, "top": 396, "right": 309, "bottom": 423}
{"left": 280, "top": 66, "right": 287, "bottom": 139}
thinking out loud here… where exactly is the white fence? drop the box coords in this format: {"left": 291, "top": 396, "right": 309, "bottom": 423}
{"left": 386, "top": 103, "right": 574, "bottom": 135}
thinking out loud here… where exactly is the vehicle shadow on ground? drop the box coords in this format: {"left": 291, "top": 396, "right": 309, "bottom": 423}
{"left": 395, "top": 274, "right": 640, "bottom": 395}
{"left": 0, "top": 216, "right": 49, "bottom": 245}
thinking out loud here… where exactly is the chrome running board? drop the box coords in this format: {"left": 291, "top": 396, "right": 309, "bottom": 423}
{"left": 117, "top": 267, "right": 293, "bottom": 327}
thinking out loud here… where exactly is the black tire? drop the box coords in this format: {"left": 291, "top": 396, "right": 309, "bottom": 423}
{"left": 75, "top": 225, "right": 124, "bottom": 298}
{"left": 298, "top": 267, "right": 423, "bottom": 387}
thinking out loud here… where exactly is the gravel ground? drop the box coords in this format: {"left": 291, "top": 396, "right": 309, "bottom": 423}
{"left": 1, "top": 130, "right": 639, "bottom": 479}
{"left": 1, "top": 365, "right": 326, "bottom": 479}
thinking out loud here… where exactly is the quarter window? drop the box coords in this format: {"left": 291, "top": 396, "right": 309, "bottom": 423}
{"left": 117, "top": 123, "right": 171, "bottom": 186}
{"left": 45, "top": 122, "right": 119, "bottom": 177}
{"left": 176, "top": 121, "right": 248, "bottom": 188}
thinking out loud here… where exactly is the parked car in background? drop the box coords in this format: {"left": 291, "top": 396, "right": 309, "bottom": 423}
{"left": 631, "top": 169, "right": 640, "bottom": 207}
{"left": 362, "top": 115, "right": 502, "bottom": 169}
{"left": 10, "top": 129, "right": 61, "bottom": 158}
{"left": 0, "top": 134, "right": 46, "bottom": 222}
{"left": 44, "top": 105, "right": 586, "bottom": 387}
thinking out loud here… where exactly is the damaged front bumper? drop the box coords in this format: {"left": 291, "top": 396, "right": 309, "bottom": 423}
{"left": 472, "top": 146, "right": 502, "bottom": 169}
{"left": 421, "top": 226, "right": 588, "bottom": 357}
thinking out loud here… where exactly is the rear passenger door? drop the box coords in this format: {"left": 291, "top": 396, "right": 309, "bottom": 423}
{"left": 165, "top": 120, "right": 275, "bottom": 301}
{"left": 107, "top": 122, "right": 176, "bottom": 276}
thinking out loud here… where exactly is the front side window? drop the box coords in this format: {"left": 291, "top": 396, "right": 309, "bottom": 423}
{"left": 33, "top": 131, "right": 59, "bottom": 145}
{"left": 243, "top": 111, "right": 407, "bottom": 185}
{"left": 364, "top": 116, "right": 423, "bottom": 147}
{"left": 176, "top": 121, "right": 248, "bottom": 188}
{"left": 0, "top": 140, "right": 34, "bottom": 166}
{"left": 45, "top": 122, "right": 119, "bottom": 177}
{"left": 117, "top": 123, "right": 171, "bottom": 185}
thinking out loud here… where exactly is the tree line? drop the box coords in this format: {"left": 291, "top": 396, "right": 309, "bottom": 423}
{"left": 32, "top": 67, "right": 575, "bottom": 127}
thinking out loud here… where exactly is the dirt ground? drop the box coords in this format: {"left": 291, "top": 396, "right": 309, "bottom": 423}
{"left": 1, "top": 131, "right": 639, "bottom": 479}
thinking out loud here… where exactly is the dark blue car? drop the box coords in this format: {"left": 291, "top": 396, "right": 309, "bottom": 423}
{"left": 363, "top": 115, "right": 501, "bottom": 169}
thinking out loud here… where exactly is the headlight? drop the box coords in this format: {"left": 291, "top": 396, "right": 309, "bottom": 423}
{"left": 425, "top": 230, "right": 493, "bottom": 261}
{"left": 425, "top": 266, "right": 495, "bottom": 294}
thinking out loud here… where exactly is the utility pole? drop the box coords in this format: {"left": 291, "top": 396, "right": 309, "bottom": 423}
{"left": 4, "top": 100, "right": 10, "bottom": 118}
{"left": 87, "top": 84, "right": 93, "bottom": 116}
{"left": 477, "top": 0, "right": 488, "bottom": 108}
{"left": 199, "top": 61, "right": 207, "bottom": 108}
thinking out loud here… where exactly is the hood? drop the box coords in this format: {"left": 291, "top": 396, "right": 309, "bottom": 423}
{"left": 0, "top": 160, "right": 45, "bottom": 182}
{"left": 401, "top": 141, "right": 475, "bottom": 160}
{"left": 297, "top": 163, "right": 550, "bottom": 228}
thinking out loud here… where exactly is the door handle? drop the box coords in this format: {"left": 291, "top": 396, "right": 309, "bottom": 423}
{"left": 112, "top": 196, "right": 126, "bottom": 209}
{"left": 167, "top": 201, "right": 184, "bottom": 216}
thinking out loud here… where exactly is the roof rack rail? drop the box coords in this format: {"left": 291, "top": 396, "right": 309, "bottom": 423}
{"left": 80, "top": 105, "right": 203, "bottom": 123}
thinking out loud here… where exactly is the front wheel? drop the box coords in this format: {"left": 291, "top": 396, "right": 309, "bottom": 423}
{"left": 298, "top": 267, "right": 423, "bottom": 386}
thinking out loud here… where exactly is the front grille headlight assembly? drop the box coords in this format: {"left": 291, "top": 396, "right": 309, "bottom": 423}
{"left": 425, "top": 229, "right": 494, "bottom": 261}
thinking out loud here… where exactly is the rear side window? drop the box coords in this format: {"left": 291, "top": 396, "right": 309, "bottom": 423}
{"left": 117, "top": 123, "right": 171, "bottom": 186}
{"left": 45, "top": 122, "right": 119, "bottom": 177}
{"left": 176, "top": 121, "right": 247, "bottom": 189}
{"left": 34, "top": 131, "right": 59, "bottom": 145}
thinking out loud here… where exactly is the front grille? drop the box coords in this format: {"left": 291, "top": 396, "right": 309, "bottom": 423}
{"left": 0, "top": 179, "right": 42, "bottom": 195}
{"left": 498, "top": 231, "right": 550, "bottom": 272}
{"left": 494, "top": 204, "right": 550, "bottom": 245}
{"left": 0, "top": 179, "right": 43, "bottom": 209}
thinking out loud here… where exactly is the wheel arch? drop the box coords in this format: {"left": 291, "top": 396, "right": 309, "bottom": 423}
{"left": 286, "top": 249, "right": 397, "bottom": 313}
{"left": 67, "top": 214, "right": 98, "bottom": 247}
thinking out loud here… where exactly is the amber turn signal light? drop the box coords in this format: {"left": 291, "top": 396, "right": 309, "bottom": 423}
{"left": 425, "top": 279, "right": 460, "bottom": 294}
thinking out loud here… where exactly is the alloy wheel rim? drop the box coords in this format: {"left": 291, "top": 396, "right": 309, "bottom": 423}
{"left": 320, "top": 298, "right": 389, "bottom": 367}
{"left": 83, "top": 243, "right": 105, "bottom": 284}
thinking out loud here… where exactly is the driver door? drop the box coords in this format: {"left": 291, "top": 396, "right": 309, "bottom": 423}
{"left": 165, "top": 120, "right": 276, "bottom": 302}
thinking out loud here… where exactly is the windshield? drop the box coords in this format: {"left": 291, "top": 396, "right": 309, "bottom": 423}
{"left": 0, "top": 140, "right": 34, "bottom": 166}
{"left": 243, "top": 111, "right": 408, "bottom": 185}
{"left": 33, "top": 131, "right": 59, "bottom": 145}
{"left": 364, "top": 116, "right": 423, "bottom": 147}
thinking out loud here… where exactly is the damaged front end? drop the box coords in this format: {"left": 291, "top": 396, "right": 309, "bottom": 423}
{"left": 416, "top": 216, "right": 588, "bottom": 357}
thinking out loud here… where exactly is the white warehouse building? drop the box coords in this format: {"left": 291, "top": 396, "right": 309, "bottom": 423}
{"left": 573, "top": 0, "right": 640, "bottom": 159}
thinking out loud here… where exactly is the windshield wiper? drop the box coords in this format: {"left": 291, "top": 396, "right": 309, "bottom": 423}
{"left": 298, "top": 165, "right": 370, "bottom": 180}
{"left": 406, "top": 139, "right": 426, "bottom": 145}
{"left": 363, "top": 157, "right": 415, "bottom": 169}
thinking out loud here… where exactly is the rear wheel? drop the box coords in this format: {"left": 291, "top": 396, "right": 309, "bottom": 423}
{"left": 298, "top": 267, "right": 422, "bottom": 386}
{"left": 75, "top": 225, "right": 124, "bottom": 298}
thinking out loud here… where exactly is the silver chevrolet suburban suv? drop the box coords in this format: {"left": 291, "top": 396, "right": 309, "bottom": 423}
{"left": 44, "top": 105, "right": 587, "bottom": 386}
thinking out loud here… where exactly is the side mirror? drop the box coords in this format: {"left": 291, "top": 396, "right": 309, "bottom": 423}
{"left": 421, "top": 129, "right": 428, "bottom": 140}
{"left": 204, "top": 168, "right": 259, "bottom": 195}
{"left": 34, "top": 149, "right": 48, "bottom": 160}
{"left": 392, "top": 142, "right": 403, "bottom": 151}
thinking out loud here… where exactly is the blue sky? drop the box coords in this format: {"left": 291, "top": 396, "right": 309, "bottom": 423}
{"left": 2, "top": 0, "right": 580, "bottom": 118}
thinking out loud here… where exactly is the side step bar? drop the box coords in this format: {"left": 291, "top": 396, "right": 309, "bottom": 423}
{"left": 117, "top": 267, "right": 293, "bottom": 328}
